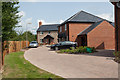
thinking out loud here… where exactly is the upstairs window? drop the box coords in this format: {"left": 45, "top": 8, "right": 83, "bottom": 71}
{"left": 65, "top": 24, "right": 67, "bottom": 31}
{"left": 60, "top": 27, "right": 62, "bottom": 32}
{"left": 49, "top": 31, "right": 50, "bottom": 34}
{"left": 40, "top": 32, "right": 43, "bottom": 35}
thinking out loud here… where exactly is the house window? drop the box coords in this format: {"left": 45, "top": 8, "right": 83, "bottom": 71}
{"left": 40, "top": 32, "right": 43, "bottom": 35}
{"left": 60, "top": 27, "right": 62, "bottom": 32}
{"left": 65, "top": 24, "right": 67, "bottom": 31}
{"left": 49, "top": 31, "right": 50, "bottom": 34}
{"left": 67, "top": 36, "right": 69, "bottom": 41}
{"left": 40, "top": 39, "right": 43, "bottom": 43}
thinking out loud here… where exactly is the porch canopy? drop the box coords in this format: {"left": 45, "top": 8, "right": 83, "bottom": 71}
{"left": 43, "top": 34, "right": 54, "bottom": 39}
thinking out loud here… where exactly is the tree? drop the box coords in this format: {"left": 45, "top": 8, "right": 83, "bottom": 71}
{"left": 2, "top": 1, "right": 21, "bottom": 42}
{"left": 22, "top": 31, "right": 36, "bottom": 42}
{"left": 1, "top": 1, "right": 21, "bottom": 65}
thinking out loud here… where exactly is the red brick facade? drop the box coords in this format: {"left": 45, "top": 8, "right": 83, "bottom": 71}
{"left": 87, "top": 21, "right": 115, "bottom": 49}
{"left": 69, "top": 23, "right": 92, "bottom": 42}
{"left": 58, "top": 23, "right": 92, "bottom": 42}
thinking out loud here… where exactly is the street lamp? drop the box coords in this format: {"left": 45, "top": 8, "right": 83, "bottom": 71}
{"left": 26, "top": 22, "right": 32, "bottom": 48}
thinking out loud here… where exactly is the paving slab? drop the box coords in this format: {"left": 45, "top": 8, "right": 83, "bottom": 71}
{"left": 24, "top": 46, "right": 118, "bottom": 78}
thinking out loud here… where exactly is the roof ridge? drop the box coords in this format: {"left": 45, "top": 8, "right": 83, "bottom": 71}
{"left": 81, "top": 11, "right": 112, "bottom": 22}
{"left": 68, "top": 11, "right": 82, "bottom": 21}
{"left": 41, "top": 24, "right": 59, "bottom": 26}
{"left": 81, "top": 11, "right": 104, "bottom": 21}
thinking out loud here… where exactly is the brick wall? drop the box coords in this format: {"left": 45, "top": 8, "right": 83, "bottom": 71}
{"left": 87, "top": 21, "right": 115, "bottom": 49}
{"left": 69, "top": 23, "right": 92, "bottom": 42}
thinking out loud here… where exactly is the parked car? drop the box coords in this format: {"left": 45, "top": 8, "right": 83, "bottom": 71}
{"left": 51, "top": 41, "right": 77, "bottom": 50}
{"left": 29, "top": 41, "right": 38, "bottom": 48}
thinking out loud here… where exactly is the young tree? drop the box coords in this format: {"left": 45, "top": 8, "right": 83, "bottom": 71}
{"left": 2, "top": 1, "right": 21, "bottom": 65}
{"left": 2, "top": 1, "right": 21, "bottom": 42}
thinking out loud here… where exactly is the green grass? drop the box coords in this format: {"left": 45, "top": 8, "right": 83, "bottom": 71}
{"left": 2, "top": 51, "right": 63, "bottom": 79}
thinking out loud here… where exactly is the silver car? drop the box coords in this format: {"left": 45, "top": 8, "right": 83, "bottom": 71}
{"left": 29, "top": 41, "right": 38, "bottom": 48}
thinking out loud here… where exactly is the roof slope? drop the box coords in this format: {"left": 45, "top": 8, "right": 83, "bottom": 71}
{"left": 78, "top": 20, "right": 114, "bottom": 35}
{"left": 58, "top": 10, "right": 111, "bottom": 26}
{"left": 37, "top": 24, "right": 59, "bottom": 32}
{"left": 78, "top": 20, "right": 103, "bottom": 35}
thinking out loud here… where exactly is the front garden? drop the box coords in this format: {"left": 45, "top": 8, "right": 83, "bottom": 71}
{"left": 58, "top": 46, "right": 96, "bottom": 54}
{"left": 2, "top": 51, "right": 63, "bottom": 79}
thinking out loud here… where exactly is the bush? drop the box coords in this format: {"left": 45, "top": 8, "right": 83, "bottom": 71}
{"left": 60, "top": 49, "right": 66, "bottom": 53}
{"left": 65, "top": 49, "right": 71, "bottom": 53}
{"left": 91, "top": 47, "right": 96, "bottom": 52}
{"left": 77, "top": 46, "right": 87, "bottom": 53}
{"left": 113, "top": 51, "right": 120, "bottom": 63}
{"left": 59, "top": 46, "right": 96, "bottom": 54}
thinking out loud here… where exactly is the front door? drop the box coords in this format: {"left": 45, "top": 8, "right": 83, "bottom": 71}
{"left": 48, "top": 39, "right": 51, "bottom": 44}
{"left": 81, "top": 37, "right": 87, "bottom": 46}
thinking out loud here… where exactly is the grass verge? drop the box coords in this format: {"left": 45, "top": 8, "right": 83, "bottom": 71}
{"left": 2, "top": 51, "right": 63, "bottom": 79}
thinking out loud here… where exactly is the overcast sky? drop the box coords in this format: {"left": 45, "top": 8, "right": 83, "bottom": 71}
{"left": 16, "top": 2, "right": 114, "bottom": 34}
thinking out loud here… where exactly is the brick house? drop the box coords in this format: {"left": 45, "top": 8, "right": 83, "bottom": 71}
{"left": 58, "top": 10, "right": 115, "bottom": 49}
{"left": 37, "top": 22, "right": 59, "bottom": 45}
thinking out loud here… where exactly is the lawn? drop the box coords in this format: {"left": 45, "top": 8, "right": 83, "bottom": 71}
{"left": 2, "top": 51, "right": 63, "bottom": 79}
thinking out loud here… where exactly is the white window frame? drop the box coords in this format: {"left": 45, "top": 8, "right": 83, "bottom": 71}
{"left": 65, "top": 24, "right": 67, "bottom": 31}
{"left": 40, "top": 32, "right": 43, "bottom": 35}
{"left": 40, "top": 39, "right": 43, "bottom": 43}
{"left": 60, "top": 27, "right": 62, "bottom": 32}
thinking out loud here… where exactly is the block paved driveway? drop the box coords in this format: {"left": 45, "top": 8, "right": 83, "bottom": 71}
{"left": 24, "top": 46, "right": 118, "bottom": 78}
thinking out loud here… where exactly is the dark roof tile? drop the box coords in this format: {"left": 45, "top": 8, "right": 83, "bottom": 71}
{"left": 58, "top": 10, "right": 112, "bottom": 26}
{"left": 37, "top": 24, "right": 59, "bottom": 32}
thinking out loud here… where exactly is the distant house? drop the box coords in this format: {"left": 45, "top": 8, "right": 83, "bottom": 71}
{"left": 58, "top": 10, "right": 115, "bottom": 49}
{"left": 37, "top": 22, "right": 59, "bottom": 45}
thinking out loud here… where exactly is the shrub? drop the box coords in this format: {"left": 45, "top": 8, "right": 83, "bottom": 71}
{"left": 91, "top": 47, "right": 96, "bottom": 52}
{"left": 77, "top": 46, "right": 87, "bottom": 53}
{"left": 113, "top": 51, "right": 120, "bottom": 63}
{"left": 65, "top": 49, "right": 71, "bottom": 53}
{"left": 75, "top": 48, "right": 81, "bottom": 53}
{"left": 59, "top": 46, "right": 96, "bottom": 54}
{"left": 60, "top": 49, "right": 66, "bottom": 53}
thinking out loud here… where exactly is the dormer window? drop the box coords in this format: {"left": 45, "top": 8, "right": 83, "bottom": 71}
{"left": 65, "top": 24, "right": 67, "bottom": 31}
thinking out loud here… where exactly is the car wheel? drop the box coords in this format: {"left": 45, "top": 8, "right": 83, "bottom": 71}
{"left": 55, "top": 47, "right": 58, "bottom": 50}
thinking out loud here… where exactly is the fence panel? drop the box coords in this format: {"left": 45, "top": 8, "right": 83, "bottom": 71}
{"left": 3, "top": 41, "right": 29, "bottom": 55}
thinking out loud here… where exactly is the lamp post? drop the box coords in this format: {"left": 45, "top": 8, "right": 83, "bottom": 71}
{"left": 26, "top": 22, "right": 32, "bottom": 48}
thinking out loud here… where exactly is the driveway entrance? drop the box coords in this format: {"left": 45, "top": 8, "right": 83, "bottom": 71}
{"left": 24, "top": 46, "right": 118, "bottom": 78}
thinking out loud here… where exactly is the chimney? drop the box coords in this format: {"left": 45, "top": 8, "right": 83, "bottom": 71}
{"left": 39, "top": 21, "right": 42, "bottom": 27}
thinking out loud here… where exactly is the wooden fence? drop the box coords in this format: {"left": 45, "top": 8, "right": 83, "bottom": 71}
{"left": 2, "top": 41, "right": 29, "bottom": 65}
{"left": 3, "top": 41, "right": 29, "bottom": 54}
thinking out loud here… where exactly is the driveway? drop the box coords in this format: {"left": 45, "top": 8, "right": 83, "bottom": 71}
{"left": 24, "top": 46, "right": 118, "bottom": 78}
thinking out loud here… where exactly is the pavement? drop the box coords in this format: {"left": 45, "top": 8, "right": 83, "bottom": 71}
{"left": 24, "top": 46, "right": 118, "bottom": 78}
